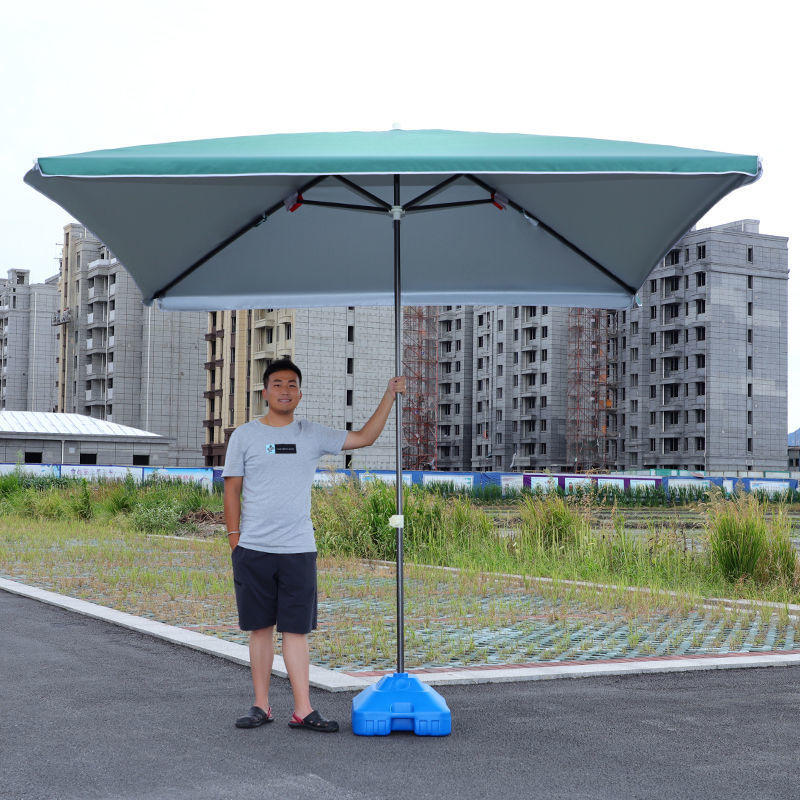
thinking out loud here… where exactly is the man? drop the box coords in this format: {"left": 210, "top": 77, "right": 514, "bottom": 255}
{"left": 223, "top": 358, "right": 405, "bottom": 733}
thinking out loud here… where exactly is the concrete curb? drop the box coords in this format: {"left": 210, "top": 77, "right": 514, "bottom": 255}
{"left": 4, "top": 576, "right": 800, "bottom": 691}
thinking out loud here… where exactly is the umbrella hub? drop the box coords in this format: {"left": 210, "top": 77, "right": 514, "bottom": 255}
{"left": 390, "top": 205, "right": 405, "bottom": 221}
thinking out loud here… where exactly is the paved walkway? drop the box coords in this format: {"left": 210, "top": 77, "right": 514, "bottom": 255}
{"left": 2, "top": 588, "right": 800, "bottom": 800}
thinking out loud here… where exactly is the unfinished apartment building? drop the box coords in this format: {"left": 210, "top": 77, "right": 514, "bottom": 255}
{"left": 435, "top": 220, "right": 788, "bottom": 474}
{"left": 613, "top": 220, "right": 788, "bottom": 473}
{"left": 437, "top": 304, "right": 571, "bottom": 472}
{"left": 0, "top": 269, "right": 60, "bottom": 412}
{"left": 203, "top": 306, "right": 396, "bottom": 470}
{"left": 54, "top": 224, "right": 207, "bottom": 466}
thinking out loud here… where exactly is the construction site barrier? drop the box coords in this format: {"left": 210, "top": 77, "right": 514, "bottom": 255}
{"left": 1, "top": 464, "right": 796, "bottom": 496}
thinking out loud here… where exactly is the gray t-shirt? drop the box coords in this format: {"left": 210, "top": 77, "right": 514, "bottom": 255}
{"left": 221, "top": 418, "right": 347, "bottom": 553}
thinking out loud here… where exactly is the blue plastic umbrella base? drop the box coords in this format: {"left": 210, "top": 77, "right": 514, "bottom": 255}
{"left": 351, "top": 673, "right": 452, "bottom": 736}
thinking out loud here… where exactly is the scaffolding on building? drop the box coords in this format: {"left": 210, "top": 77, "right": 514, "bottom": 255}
{"left": 566, "top": 307, "right": 616, "bottom": 471}
{"left": 401, "top": 306, "right": 439, "bottom": 470}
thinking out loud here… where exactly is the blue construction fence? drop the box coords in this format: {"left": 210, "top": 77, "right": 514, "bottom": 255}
{"left": 1, "top": 463, "right": 797, "bottom": 497}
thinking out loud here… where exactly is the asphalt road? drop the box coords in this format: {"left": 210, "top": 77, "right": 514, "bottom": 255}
{"left": 2, "top": 588, "right": 799, "bottom": 800}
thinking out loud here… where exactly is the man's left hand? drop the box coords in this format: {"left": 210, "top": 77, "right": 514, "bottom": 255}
{"left": 387, "top": 376, "right": 406, "bottom": 397}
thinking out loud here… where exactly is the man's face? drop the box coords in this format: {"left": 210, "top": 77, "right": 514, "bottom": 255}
{"left": 262, "top": 369, "right": 302, "bottom": 414}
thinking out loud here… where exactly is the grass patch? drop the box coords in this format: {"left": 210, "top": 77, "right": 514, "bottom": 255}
{"left": 3, "top": 512, "right": 798, "bottom": 672}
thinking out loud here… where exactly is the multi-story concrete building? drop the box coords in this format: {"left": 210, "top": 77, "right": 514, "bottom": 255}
{"left": 438, "top": 304, "right": 571, "bottom": 472}
{"left": 435, "top": 306, "right": 474, "bottom": 471}
{"left": 54, "top": 224, "right": 207, "bottom": 466}
{"left": 0, "top": 269, "right": 60, "bottom": 412}
{"left": 614, "top": 220, "right": 788, "bottom": 473}
{"left": 436, "top": 219, "right": 789, "bottom": 474}
{"left": 203, "top": 306, "right": 396, "bottom": 470}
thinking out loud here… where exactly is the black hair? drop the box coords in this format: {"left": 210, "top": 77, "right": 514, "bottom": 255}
{"left": 263, "top": 358, "right": 302, "bottom": 388}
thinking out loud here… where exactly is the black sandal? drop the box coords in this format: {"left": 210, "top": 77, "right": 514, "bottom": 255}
{"left": 235, "top": 705, "right": 274, "bottom": 728}
{"left": 288, "top": 710, "right": 339, "bottom": 733}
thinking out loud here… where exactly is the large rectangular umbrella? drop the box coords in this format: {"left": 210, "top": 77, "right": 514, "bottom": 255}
{"left": 25, "top": 129, "right": 760, "bottom": 734}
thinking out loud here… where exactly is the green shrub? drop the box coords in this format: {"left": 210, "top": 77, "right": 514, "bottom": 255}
{"left": 131, "top": 500, "right": 182, "bottom": 533}
{"left": 518, "top": 494, "right": 585, "bottom": 549}
{"left": 70, "top": 480, "right": 94, "bottom": 521}
{"left": 708, "top": 494, "right": 769, "bottom": 583}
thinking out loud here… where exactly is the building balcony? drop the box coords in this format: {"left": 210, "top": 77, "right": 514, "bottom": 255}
{"left": 202, "top": 418, "right": 223, "bottom": 428}
{"left": 88, "top": 286, "right": 108, "bottom": 301}
{"left": 204, "top": 388, "right": 223, "bottom": 400}
{"left": 204, "top": 328, "right": 225, "bottom": 341}
{"left": 86, "top": 338, "right": 107, "bottom": 353}
{"left": 109, "top": 310, "right": 116, "bottom": 322}
{"left": 87, "top": 258, "right": 112, "bottom": 276}
{"left": 107, "top": 388, "right": 113, "bottom": 400}
{"left": 204, "top": 359, "right": 224, "bottom": 370}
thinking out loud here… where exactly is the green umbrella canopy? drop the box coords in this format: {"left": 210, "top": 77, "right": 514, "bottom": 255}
{"left": 24, "top": 129, "right": 760, "bottom": 310}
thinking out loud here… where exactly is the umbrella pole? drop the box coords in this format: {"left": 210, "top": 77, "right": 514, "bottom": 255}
{"left": 393, "top": 174, "right": 405, "bottom": 675}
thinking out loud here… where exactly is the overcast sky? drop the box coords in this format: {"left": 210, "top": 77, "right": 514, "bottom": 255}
{"left": 3, "top": 0, "right": 796, "bottom": 431}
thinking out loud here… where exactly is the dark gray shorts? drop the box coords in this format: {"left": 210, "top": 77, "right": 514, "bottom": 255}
{"left": 231, "top": 547, "right": 317, "bottom": 633}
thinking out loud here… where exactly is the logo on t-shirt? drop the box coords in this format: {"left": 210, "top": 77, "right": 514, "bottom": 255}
{"left": 265, "top": 443, "right": 297, "bottom": 454}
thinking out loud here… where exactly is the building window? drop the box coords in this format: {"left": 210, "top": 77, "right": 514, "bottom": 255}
{"left": 24, "top": 451, "right": 43, "bottom": 463}
{"left": 541, "top": 326, "right": 548, "bottom": 338}
{"left": 696, "top": 354, "right": 706, "bottom": 368}
{"left": 696, "top": 382, "right": 706, "bottom": 396}
{"left": 747, "top": 301, "right": 753, "bottom": 316}
{"left": 695, "top": 299, "right": 706, "bottom": 314}
{"left": 697, "top": 244, "right": 706, "bottom": 260}
{"left": 347, "top": 325, "right": 355, "bottom": 342}
{"left": 696, "top": 409, "right": 705, "bottom": 423}
{"left": 347, "top": 357, "right": 353, "bottom": 374}
{"left": 132, "top": 454, "right": 150, "bottom": 466}
{"left": 650, "top": 306, "right": 657, "bottom": 320}
{"left": 696, "top": 326, "right": 706, "bottom": 342}
{"left": 79, "top": 453, "right": 97, "bottom": 465}
{"left": 665, "top": 250, "right": 680, "bottom": 266}
{"left": 650, "top": 279, "right": 657, "bottom": 293}
{"left": 747, "top": 383, "right": 752, "bottom": 398}
{"left": 346, "top": 389, "right": 353, "bottom": 406}
{"left": 748, "top": 329, "right": 753, "bottom": 343}
{"left": 747, "top": 248, "right": 754, "bottom": 264}
{"left": 747, "top": 438, "right": 753, "bottom": 452}
{"left": 747, "top": 355, "right": 752, "bottom": 370}
{"left": 539, "top": 442, "right": 547, "bottom": 454}
{"left": 696, "top": 272, "right": 706, "bottom": 287}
